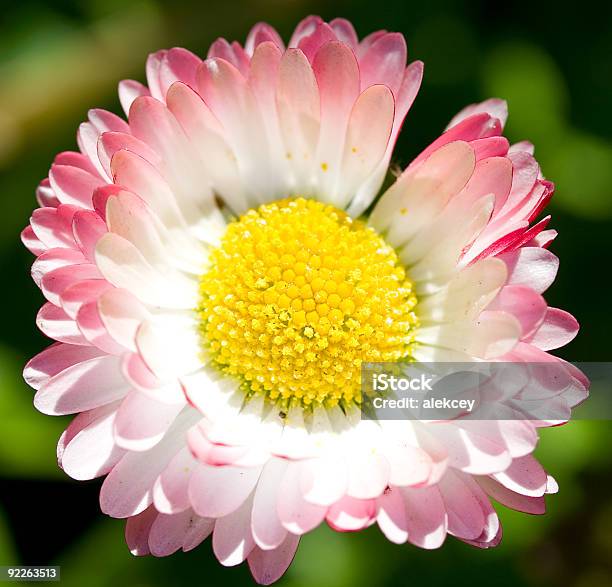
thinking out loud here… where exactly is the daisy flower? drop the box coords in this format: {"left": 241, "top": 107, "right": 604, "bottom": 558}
{"left": 22, "top": 15, "right": 587, "bottom": 585}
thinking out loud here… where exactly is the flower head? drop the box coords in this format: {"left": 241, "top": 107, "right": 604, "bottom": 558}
{"left": 22, "top": 15, "right": 587, "bottom": 584}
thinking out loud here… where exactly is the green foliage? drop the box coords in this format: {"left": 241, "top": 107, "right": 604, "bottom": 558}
{"left": 0, "top": 507, "right": 17, "bottom": 565}
{"left": 483, "top": 42, "right": 612, "bottom": 219}
{"left": 0, "top": 345, "right": 66, "bottom": 479}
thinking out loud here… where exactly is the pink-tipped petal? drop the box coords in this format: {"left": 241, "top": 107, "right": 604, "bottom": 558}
{"left": 34, "top": 354, "right": 129, "bottom": 415}
{"left": 49, "top": 164, "right": 104, "bottom": 208}
{"left": 125, "top": 506, "right": 157, "bottom": 555}
{"left": 61, "top": 401, "right": 125, "bottom": 480}
{"left": 248, "top": 534, "right": 300, "bottom": 585}
{"left": 37, "top": 302, "right": 88, "bottom": 346}
{"left": 359, "top": 32, "right": 407, "bottom": 94}
{"left": 118, "top": 80, "right": 151, "bottom": 116}
{"left": 245, "top": 23, "right": 285, "bottom": 56}
{"left": 401, "top": 485, "right": 447, "bottom": 549}
{"left": 527, "top": 308, "right": 579, "bottom": 350}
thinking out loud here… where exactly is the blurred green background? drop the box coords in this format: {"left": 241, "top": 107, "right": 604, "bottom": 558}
{"left": 0, "top": 0, "right": 611, "bottom": 585}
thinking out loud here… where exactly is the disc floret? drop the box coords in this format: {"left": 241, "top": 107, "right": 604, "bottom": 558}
{"left": 198, "top": 198, "right": 418, "bottom": 408}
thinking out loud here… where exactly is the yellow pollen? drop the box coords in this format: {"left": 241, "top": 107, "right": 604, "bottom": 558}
{"left": 197, "top": 198, "right": 418, "bottom": 409}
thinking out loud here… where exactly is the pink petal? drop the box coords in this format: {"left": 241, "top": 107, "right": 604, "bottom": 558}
{"left": 492, "top": 454, "right": 547, "bottom": 497}
{"left": 401, "top": 485, "right": 447, "bottom": 549}
{"left": 122, "top": 353, "right": 186, "bottom": 405}
{"left": 109, "top": 135, "right": 191, "bottom": 231}
{"left": 251, "top": 459, "right": 288, "bottom": 550}
{"left": 97, "top": 287, "right": 149, "bottom": 352}
{"left": 357, "top": 30, "right": 388, "bottom": 58}
{"left": 478, "top": 476, "right": 545, "bottom": 514}
{"left": 247, "top": 534, "right": 300, "bottom": 585}
{"left": 88, "top": 108, "right": 129, "bottom": 134}
{"left": 100, "top": 413, "right": 192, "bottom": 518}
{"left": 376, "top": 487, "right": 409, "bottom": 544}
{"left": 118, "top": 79, "right": 151, "bottom": 116}
{"left": 56, "top": 150, "right": 101, "bottom": 181}
{"left": 125, "top": 506, "right": 157, "bottom": 555}
{"left": 438, "top": 471, "right": 486, "bottom": 540}
{"left": 312, "top": 41, "right": 360, "bottom": 197}
{"left": 212, "top": 493, "right": 256, "bottom": 566}
{"left": 92, "top": 184, "right": 124, "bottom": 221}
{"left": 145, "top": 50, "right": 167, "bottom": 101}
{"left": 36, "top": 178, "right": 59, "bottom": 208}
{"left": 498, "top": 247, "right": 559, "bottom": 294}
{"left": 359, "top": 32, "right": 407, "bottom": 94}
{"left": 104, "top": 190, "right": 168, "bottom": 267}
{"left": 153, "top": 447, "right": 195, "bottom": 514}
{"left": 505, "top": 151, "right": 539, "bottom": 208}
{"left": 447, "top": 98, "right": 508, "bottom": 130}
{"left": 453, "top": 475, "right": 500, "bottom": 546}
{"left": 159, "top": 47, "right": 202, "bottom": 95}
{"left": 21, "top": 226, "right": 46, "bottom": 256}
{"left": 326, "top": 496, "right": 376, "bottom": 531}
{"left": 61, "top": 401, "right": 125, "bottom": 480}
{"left": 339, "top": 84, "right": 394, "bottom": 205}
{"left": 299, "top": 456, "right": 348, "bottom": 506}
{"left": 277, "top": 463, "right": 327, "bottom": 535}
{"left": 148, "top": 510, "right": 192, "bottom": 556}
{"left": 95, "top": 233, "right": 196, "bottom": 310}
{"left": 188, "top": 425, "right": 256, "bottom": 467}
{"left": 34, "top": 353, "right": 129, "bottom": 415}
{"left": 385, "top": 442, "right": 432, "bottom": 487}
{"left": 471, "top": 137, "right": 510, "bottom": 160}
{"left": 527, "top": 308, "right": 579, "bottom": 350}
{"left": 72, "top": 209, "right": 107, "bottom": 261}
{"left": 37, "top": 302, "right": 88, "bottom": 345}
{"left": 461, "top": 156, "right": 513, "bottom": 215}
{"left": 276, "top": 48, "right": 320, "bottom": 187}
{"left": 245, "top": 22, "right": 285, "bottom": 56}
{"left": 288, "top": 16, "right": 323, "bottom": 48}
{"left": 54, "top": 151, "right": 99, "bottom": 174}
{"left": 149, "top": 509, "right": 211, "bottom": 556}
{"left": 41, "top": 263, "right": 102, "bottom": 306}
{"left": 503, "top": 216, "right": 552, "bottom": 254}
{"left": 496, "top": 420, "right": 539, "bottom": 458}
{"left": 31, "top": 206, "right": 78, "bottom": 250}
{"left": 113, "top": 390, "right": 183, "bottom": 451}
{"left": 196, "top": 57, "right": 272, "bottom": 200}
{"left": 182, "top": 515, "right": 215, "bottom": 552}
{"left": 49, "top": 164, "right": 104, "bottom": 208}
{"left": 509, "top": 140, "right": 535, "bottom": 155}
{"left": 23, "top": 342, "right": 103, "bottom": 390}
{"left": 412, "top": 113, "right": 501, "bottom": 168}
{"left": 208, "top": 39, "right": 250, "bottom": 75}
{"left": 59, "top": 278, "right": 113, "bottom": 320}
{"left": 435, "top": 421, "right": 512, "bottom": 475}
{"left": 391, "top": 60, "right": 423, "bottom": 134}
{"left": 488, "top": 285, "right": 547, "bottom": 339}
{"left": 98, "top": 131, "right": 160, "bottom": 178}
{"left": 329, "top": 18, "right": 358, "bottom": 49}
{"left": 298, "top": 23, "right": 337, "bottom": 63}
{"left": 189, "top": 463, "right": 261, "bottom": 518}
{"left": 166, "top": 81, "right": 249, "bottom": 214}
{"left": 31, "top": 248, "right": 86, "bottom": 287}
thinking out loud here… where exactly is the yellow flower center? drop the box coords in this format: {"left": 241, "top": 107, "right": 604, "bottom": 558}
{"left": 197, "top": 198, "right": 418, "bottom": 409}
